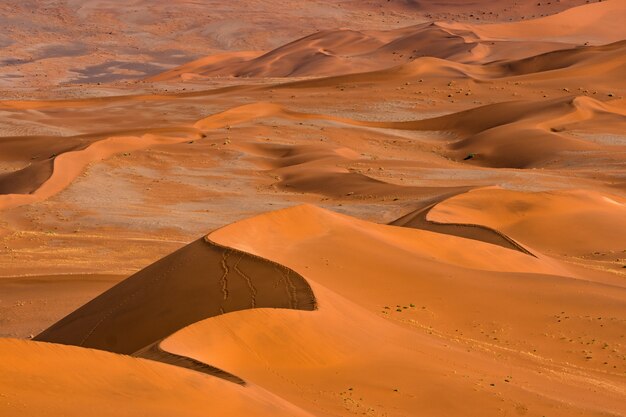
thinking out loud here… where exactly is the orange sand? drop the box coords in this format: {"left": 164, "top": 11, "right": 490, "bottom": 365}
{"left": 1, "top": 1, "right": 625, "bottom": 416}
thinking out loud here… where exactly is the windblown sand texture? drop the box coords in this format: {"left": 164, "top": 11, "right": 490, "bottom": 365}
{"left": 1, "top": 1, "right": 625, "bottom": 416}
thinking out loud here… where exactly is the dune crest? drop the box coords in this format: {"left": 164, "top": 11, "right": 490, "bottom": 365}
{"left": 36, "top": 238, "right": 316, "bottom": 356}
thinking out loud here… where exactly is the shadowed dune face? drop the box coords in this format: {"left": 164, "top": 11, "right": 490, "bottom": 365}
{"left": 36, "top": 238, "right": 316, "bottom": 355}
{"left": 0, "top": 160, "right": 53, "bottom": 195}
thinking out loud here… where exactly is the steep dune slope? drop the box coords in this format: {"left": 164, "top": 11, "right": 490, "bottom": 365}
{"left": 35, "top": 238, "right": 315, "bottom": 355}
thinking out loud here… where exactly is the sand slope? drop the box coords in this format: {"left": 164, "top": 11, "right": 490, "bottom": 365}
{"left": 428, "top": 187, "right": 626, "bottom": 258}
{"left": 36, "top": 238, "right": 315, "bottom": 355}
{"left": 199, "top": 205, "right": 626, "bottom": 416}
{"left": 0, "top": 338, "right": 312, "bottom": 417}
{"left": 153, "top": 1, "right": 626, "bottom": 81}
{"left": 457, "top": 0, "right": 626, "bottom": 44}
{"left": 29, "top": 204, "right": 626, "bottom": 416}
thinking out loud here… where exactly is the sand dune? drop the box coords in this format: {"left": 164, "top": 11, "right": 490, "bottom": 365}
{"left": 455, "top": 0, "right": 626, "bottom": 44}
{"left": 210, "top": 204, "right": 573, "bottom": 280}
{"left": 151, "top": 22, "right": 571, "bottom": 80}
{"left": 3, "top": 93, "right": 622, "bottom": 211}
{"left": 0, "top": 338, "right": 312, "bottom": 417}
{"left": 36, "top": 238, "right": 315, "bottom": 355}
{"left": 205, "top": 97, "right": 624, "bottom": 169}
{"left": 2, "top": 0, "right": 625, "bottom": 415}
{"left": 428, "top": 187, "right": 626, "bottom": 259}
{"left": 0, "top": 131, "right": 200, "bottom": 210}
{"left": 153, "top": 1, "right": 626, "bottom": 82}
{"left": 201, "top": 205, "right": 626, "bottom": 416}
{"left": 390, "top": 201, "right": 534, "bottom": 255}
{"left": 381, "top": 96, "right": 625, "bottom": 168}
{"left": 1, "top": 7, "right": 623, "bottom": 211}
{"left": 275, "top": 41, "right": 626, "bottom": 94}
{"left": 499, "top": 40, "right": 626, "bottom": 81}
{"left": 26, "top": 204, "right": 626, "bottom": 416}
{"left": 196, "top": 96, "right": 625, "bottom": 170}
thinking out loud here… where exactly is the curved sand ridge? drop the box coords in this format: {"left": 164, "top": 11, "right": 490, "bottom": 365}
{"left": 370, "top": 95, "right": 624, "bottom": 168}
{"left": 274, "top": 39, "right": 626, "bottom": 92}
{"left": 151, "top": 23, "right": 498, "bottom": 80}
{"left": 496, "top": 40, "right": 626, "bottom": 81}
{"left": 36, "top": 238, "right": 316, "bottom": 355}
{"left": 196, "top": 97, "right": 625, "bottom": 169}
{"left": 208, "top": 204, "right": 573, "bottom": 280}
{"left": 3, "top": 1, "right": 626, "bottom": 415}
{"left": 0, "top": 101, "right": 427, "bottom": 210}
{"left": 0, "top": 129, "right": 200, "bottom": 210}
